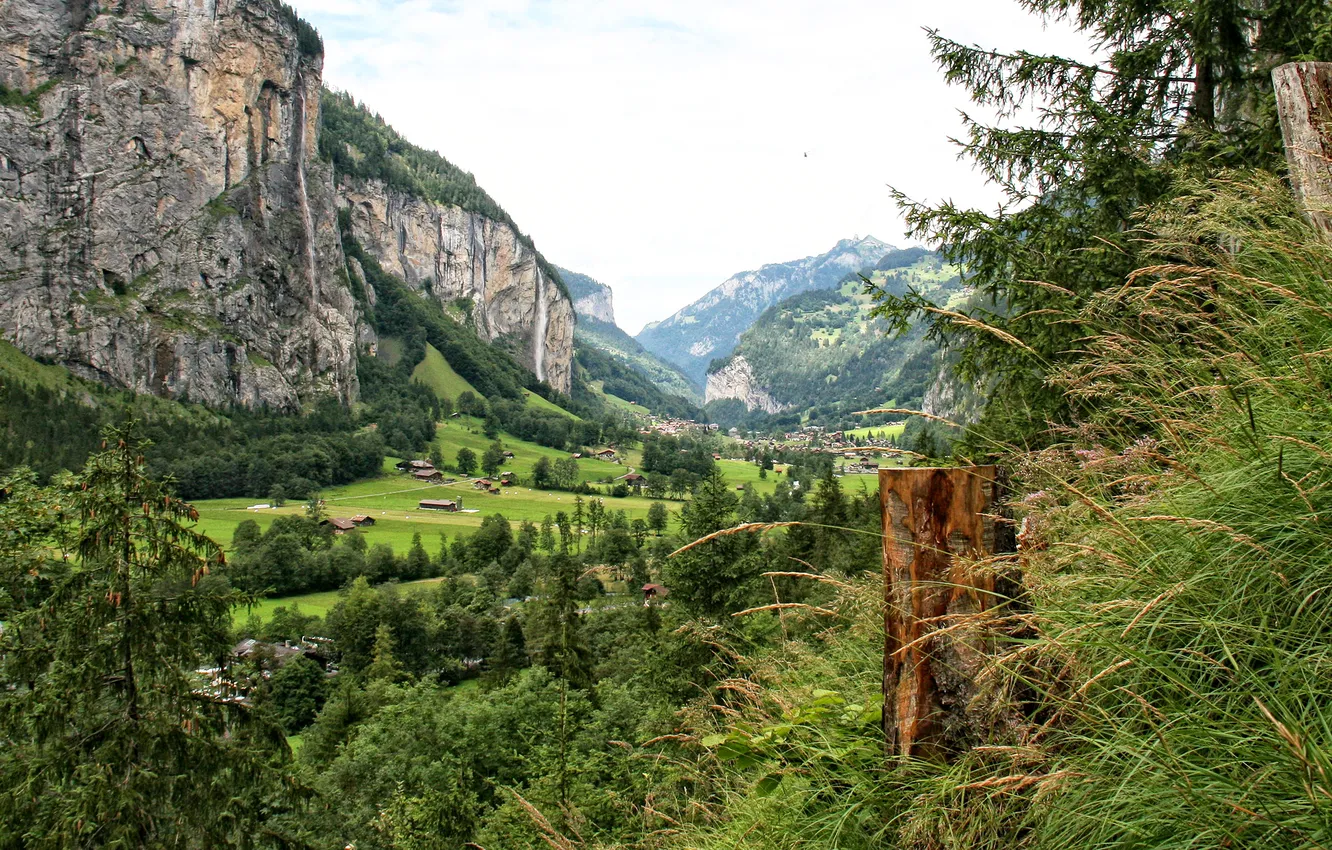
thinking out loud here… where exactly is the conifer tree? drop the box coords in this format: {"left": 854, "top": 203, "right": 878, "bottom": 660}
{"left": 881, "top": 0, "right": 1332, "bottom": 445}
{"left": 665, "top": 467, "right": 761, "bottom": 619}
{"left": 0, "top": 428, "right": 293, "bottom": 846}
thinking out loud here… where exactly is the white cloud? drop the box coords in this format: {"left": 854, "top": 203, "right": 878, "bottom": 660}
{"left": 300, "top": 0, "right": 1092, "bottom": 334}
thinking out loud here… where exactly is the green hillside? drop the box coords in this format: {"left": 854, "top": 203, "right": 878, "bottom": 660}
{"left": 572, "top": 339, "right": 700, "bottom": 420}
{"left": 409, "top": 342, "right": 481, "bottom": 400}
{"left": 575, "top": 316, "right": 702, "bottom": 403}
{"left": 522, "top": 388, "right": 578, "bottom": 419}
{"left": 705, "top": 252, "right": 964, "bottom": 430}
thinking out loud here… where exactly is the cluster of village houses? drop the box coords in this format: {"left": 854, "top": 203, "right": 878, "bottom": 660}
{"left": 636, "top": 416, "right": 721, "bottom": 438}
{"left": 391, "top": 448, "right": 632, "bottom": 516}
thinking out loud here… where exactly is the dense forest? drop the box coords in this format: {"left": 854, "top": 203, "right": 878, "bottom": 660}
{"left": 573, "top": 342, "right": 701, "bottom": 420}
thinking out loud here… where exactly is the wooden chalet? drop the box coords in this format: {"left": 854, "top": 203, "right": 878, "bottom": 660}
{"left": 323, "top": 517, "right": 356, "bottom": 533}
{"left": 350, "top": 515, "right": 375, "bottom": 526}
{"left": 419, "top": 499, "right": 460, "bottom": 512}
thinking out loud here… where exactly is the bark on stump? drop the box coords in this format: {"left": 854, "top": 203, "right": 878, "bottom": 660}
{"left": 880, "top": 465, "right": 1002, "bottom": 759}
{"left": 1274, "top": 62, "right": 1332, "bottom": 237}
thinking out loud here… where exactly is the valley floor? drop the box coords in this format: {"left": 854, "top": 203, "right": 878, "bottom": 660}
{"left": 194, "top": 413, "right": 885, "bottom": 619}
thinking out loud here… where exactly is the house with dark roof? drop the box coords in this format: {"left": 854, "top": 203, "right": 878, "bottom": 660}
{"left": 419, "top": 499, "right": 460, "bottom": 512}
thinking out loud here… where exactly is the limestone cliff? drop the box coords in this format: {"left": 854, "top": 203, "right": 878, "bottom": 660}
{"left": 922, "top": 357, "right": 988, "bottom": 425}
{"left": 337, "top": 178, "right": 573, "bottom": 393}
{"left": 558, "top": 267, "right": 615, "bottom": 324}
{"left": 0, "top": 0, "right": 365, "bottom": 409}
{"left": 704, "top": 355, "right": 785, "bottom": 414}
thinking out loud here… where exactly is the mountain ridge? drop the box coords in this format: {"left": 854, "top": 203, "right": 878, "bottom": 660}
{"left": 635, "top": 236, "right": 895, "bottom": 384}
{"left": 554, "top": 266, "right": 702, "bottom": 406}
{"left": 702, "top": 249, "right": 965, "bottom": 430}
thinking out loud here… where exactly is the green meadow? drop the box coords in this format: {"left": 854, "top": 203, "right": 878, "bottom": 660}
{"left": 410, "top": 342, "right": 480, "bottom": 399}
{"left": 843, "top": 422, "right": 906, "bottom": 441}
{"left": 192, "top": 413, "right": 884, "bottom": 622}
{"left": 232, "top": 576, "right": 451, "bottom": 626}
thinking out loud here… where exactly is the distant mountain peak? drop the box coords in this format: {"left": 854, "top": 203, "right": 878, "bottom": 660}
{"left": 635, "top": 236, "right": 896, "bottom": 384}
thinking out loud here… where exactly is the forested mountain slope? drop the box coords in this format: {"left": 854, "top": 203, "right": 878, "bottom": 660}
{"left": 323, "top": 92, "right": 574, "bottom": 393}
{"left": 636, "top": 236, "right": 894, "bottom": 384}
{"left": 554, "top": 266, "right": 703, "bottom": 407}
{"left": 704, "top": 250, "right": 963, "bottom": 429}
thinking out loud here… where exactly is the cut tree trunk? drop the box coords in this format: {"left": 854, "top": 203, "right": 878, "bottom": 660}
{"left": 879, "top": 465, "right": 1005, "bottom": 759}
{"left": 1274, "top": 62, "right": 1332, "bottom": 237}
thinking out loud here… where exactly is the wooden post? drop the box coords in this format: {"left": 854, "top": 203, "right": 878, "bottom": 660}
{"left": 1274, "top": 62, "right": 1332, "bottom": 237}
{"left": 879, "top": 465, "right": 1001, "bottom": 758}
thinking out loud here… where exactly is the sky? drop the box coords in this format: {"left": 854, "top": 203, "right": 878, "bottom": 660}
{"left": 298, "top": 0, "right": 1092, "bottom": 335}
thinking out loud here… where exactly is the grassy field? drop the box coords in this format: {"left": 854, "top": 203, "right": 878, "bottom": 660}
{"left": 197, "top": 416, "right": 655, "bottom": 555}
{"left": 844, "top": 422, "right": 906, "bottom": 441}
{"left": 197, "top": 417, "right": 881, "bottom": 623}
{"left": 233, "top": 576, "right": 450, "bottom": 626}
{"left": 522, "top": 389, "right": 578, "bottom": 419}
{"left": 411, "top": 343, "right": 480, "bottom": 400}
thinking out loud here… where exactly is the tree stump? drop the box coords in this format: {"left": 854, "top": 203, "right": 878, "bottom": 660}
{"left": 1274, "top": 62, "right": 1332, "bottom": 237}
{"left": 879, "top": 465, "right": 1002, "bottom": 758}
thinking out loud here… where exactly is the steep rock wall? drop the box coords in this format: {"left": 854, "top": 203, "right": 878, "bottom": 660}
{"left": 0, "top": 0, "right": 365, "bottom": 410}
{"left": 705, "top": 355, "right": 785, "bottom": 413}
{"left": 573, "top": 288, "right": 614, "bottom": 324}
{"left": 338, "top": 177, "right": 573, "bottom": 393}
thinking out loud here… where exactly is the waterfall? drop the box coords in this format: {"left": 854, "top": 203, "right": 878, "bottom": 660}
{"left": 293, "top": 80, "right": 317, "bottom": 295}
{"left": 533, "top": 268, "right": 548, "bottom": 383}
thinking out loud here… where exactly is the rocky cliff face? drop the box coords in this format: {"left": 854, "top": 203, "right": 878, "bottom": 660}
{"left": 338, "top": 178, "right": 573, "bottom": 393}
{"left": 0, "top": 0, "right": 366, "bottom": 410}
{"left": 704, "top": 355, "right": 785, "bottom": 413}
{"left": 557, "top": 267, "right": 615, "bottom": 324}
{"left": 573, "top": 288, "right": 614, "bottom": 324}
{"left": 922, "top": 358, "right": 988, "bottom": 425}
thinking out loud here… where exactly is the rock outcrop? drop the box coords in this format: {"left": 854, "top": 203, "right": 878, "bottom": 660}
{"left": 922, "top": 358, "right": 988, "bottom": 425}
{"left": 705, "top": 355, "right": 785, "bottom": 413}
{"left": 558, "top": 267, "right": 615, "bottom": 324}
{"left": 0, "top": 0, "right": 366, "bottom": 409}
{"left": 338, "top": 178, "right": 574, "bottom": 393}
